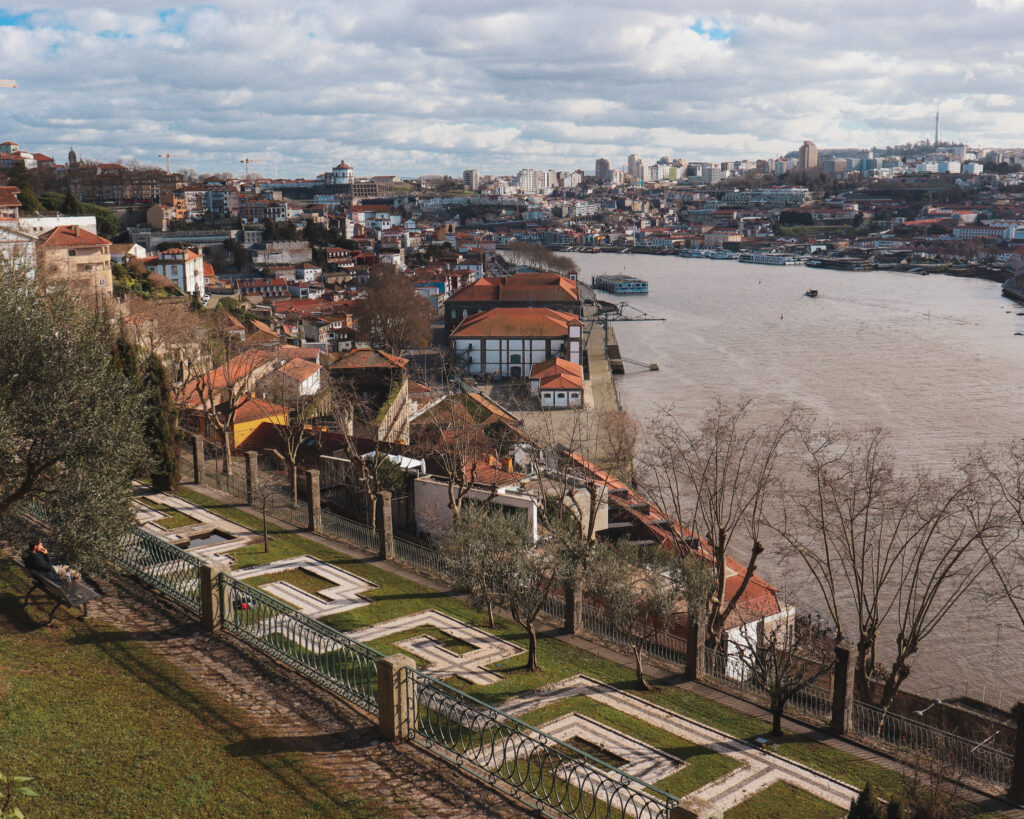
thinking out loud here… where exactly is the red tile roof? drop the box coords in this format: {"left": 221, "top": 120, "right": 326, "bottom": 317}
{"left": 331, "top": 348, "right": 408, "bottom": 370}
{"left": 451, "top": 307, "right": 581, "bottom": 339}
{"left": 234, "top": 397, "right": 291, "bottom": 424}
{"left": 530, "top": 357, "right": 583, "bottom": 390}
{"left": 278, "top": 357, "right": 321, "bottom": 382}
{"left": 38, "top": 224, "right": 111, "bottom": 248}
{"left": 0, "top": 186, "right": 21, "bottom": 208}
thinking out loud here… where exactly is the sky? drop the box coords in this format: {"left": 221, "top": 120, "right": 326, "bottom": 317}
{"left": 2, "top": 1, "right": 1024, "bottom": 178}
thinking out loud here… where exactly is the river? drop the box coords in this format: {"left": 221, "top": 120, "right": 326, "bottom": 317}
{"left": 568, "top": 252, "right": 1024, "bottom": 706}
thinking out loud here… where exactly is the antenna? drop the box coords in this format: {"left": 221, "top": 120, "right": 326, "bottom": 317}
{"left": 935, "top": 106, "right": 940, "bottom": 149}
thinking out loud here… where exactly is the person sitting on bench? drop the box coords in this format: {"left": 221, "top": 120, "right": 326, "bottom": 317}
{"left": 24, "top": 540, "right": 79, "bottom": 584}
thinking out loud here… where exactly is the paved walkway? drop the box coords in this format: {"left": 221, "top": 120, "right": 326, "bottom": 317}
{"left": 88, "top": 571, "right": 527, "bottom": 818}
{"left": 173, "top": 479, "right": 1024, "bottom": 817}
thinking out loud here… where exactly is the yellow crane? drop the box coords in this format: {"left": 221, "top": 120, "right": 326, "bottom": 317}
{"left": 240, "top": 157, "right": 264, "bottom": 176}
{"left": 158, "top": 152, "right": 177, "bottom": 173}
{"left": 0, "top": 80, "right": 16, "bottom": 88}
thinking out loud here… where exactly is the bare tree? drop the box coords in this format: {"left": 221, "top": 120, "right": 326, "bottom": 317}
{"left": 261, "top": 379, "right": 329, "bottom": 502}
{"left": 724, "top": 610, "right": 837, "bottom": 736}
{"left": 354, "top": 265, "right": 434, "bottom": 355}
{"left": 589, "top": 542, "right": 715, "bottom": 690}
{"left": 780, "top": 428, "right": 1006, "bottom": 710}
{"left": 978, "top": 440, "right": 1024, "bottom": 629}
{"left": 640, "top": 397, "right": 800, "bottom": 648}
{"left": 440, "top": 503, "right": 513, "bottom": 628}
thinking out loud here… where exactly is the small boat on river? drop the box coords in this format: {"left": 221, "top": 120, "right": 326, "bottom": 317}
{"left": 804, "top": 289, "right": 819, "bottom": 298}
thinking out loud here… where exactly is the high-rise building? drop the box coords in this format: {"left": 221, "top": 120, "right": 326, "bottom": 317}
{"left": 595, "top": 157, "right": 611, "bottom": 182}
{"left": 462, "top": 169, "right": 479, "bottom": 191}
{"left": 798, "top": 140, "right": 818, "bottom": 171}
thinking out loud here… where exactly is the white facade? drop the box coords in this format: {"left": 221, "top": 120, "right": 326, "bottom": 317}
{"left": 146, "top": 249, "right": 206, "bottom": 299}
{"left": 414, "top": 476, "right": 540, "bottom": 544}
{"left": 18, "top": 214, "right": 97, "bottom": 238}
{"left": 452, "top": 326, "right": 582, "bottom": 378}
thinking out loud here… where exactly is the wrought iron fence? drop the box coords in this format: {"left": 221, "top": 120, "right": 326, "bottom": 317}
{"left": 220, "top": 574, "right": 383, "bottom": 714}
{"left": 702, "top": 647, "right": 834, "bottom": 727}
{"left": 393, "top": 535, "right": 446, "bottom": 577}
{"left": 116, "top": 527, "right": 204, "bottom": 613}
{"left": 321, "top": 508, "right": 380, "bottom": 553}
{"left": 407, "top": 669, "right": 677, "bottom": 819}
{"left": 582, "top": 603, "right": 688, "bottom": 669}
{"left": 850, "top": 700, "right": 1013, "bottom": 789}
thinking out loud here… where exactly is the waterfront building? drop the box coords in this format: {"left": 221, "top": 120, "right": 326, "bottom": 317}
{"left": 450, "top": 307, "right": 582, "bottom": 378}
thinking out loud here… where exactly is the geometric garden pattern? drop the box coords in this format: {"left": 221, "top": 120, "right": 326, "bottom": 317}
{"left": 135, "top": 484, "right": 864, "bottom": 815}
{"left": 499, "top": 675, "right": 859, "bottom": 814}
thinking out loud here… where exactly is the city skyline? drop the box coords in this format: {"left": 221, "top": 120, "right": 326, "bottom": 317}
{"left": 1, "top": 1, "right": 1024, "bottom": 176}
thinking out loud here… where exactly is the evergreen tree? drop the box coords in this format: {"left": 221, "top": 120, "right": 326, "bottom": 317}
{"left": 849, "top": 783, "right": 885, "bottom": 819}
{"left": 144, "top": 353, "right": 179, "bottom": 492}
{"left": 62, "top": 189, "right": 84, "bottom": 216}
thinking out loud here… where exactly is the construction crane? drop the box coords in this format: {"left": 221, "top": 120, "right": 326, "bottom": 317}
{"left": 158, "top": 152, "right": 177, "bottom": 173}
{"left": 0, "top": 80, "right": 16, "bottom": 88}
{"left": 240, "top": 157, "right": 264, "bottom": 176}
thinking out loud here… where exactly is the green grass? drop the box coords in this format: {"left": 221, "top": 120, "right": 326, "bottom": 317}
{"left": 363, "top": 625, "right": 477, "bottom": 660}
{"left": 724, "top": 781, "right": 846, "bottom": 819}
{"left": 171, "top": 487, "right": 918, "bottom": 801}
{"left": 138, "top": 497, "right": 198, "bottom": 531}
{"left": 517, "top": 696, "right": 739, "bottom": 798}
{"left": 249, "top": 568, "right": 336, "bottom": 597}
{"left": 0, "top": 560, "right": 387, "bottom": 818}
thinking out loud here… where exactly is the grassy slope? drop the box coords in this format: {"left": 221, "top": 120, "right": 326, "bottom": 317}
{"left": 0, "top": 561, "right": 387, "bottom": 819}
{"left": 176, "top": 487, "right": 909, "bottom": 801}
{"left": 724, "top": 781, "right": 845, "bottom": 819}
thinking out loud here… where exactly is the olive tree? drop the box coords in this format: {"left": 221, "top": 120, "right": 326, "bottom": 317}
{"left": 0, "top": 261, "right": 148, "bottom": 573}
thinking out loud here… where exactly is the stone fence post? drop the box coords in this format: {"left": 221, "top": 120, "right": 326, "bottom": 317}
{"left": 305, "top": 469, "right": 322, "bottom": 533}
{"left": 244, "top": 451, "right": 258, "bottom": 506}
{"left": 564, "top": 581, "right": 583, "bottom": 635}
{"left": 199, "top": 558, "right": 230, "bottom": 632}
{"left": 1009, "top": 701, "right": 1024, "bottom": 802}
{"left": 830, "top": 642, "right": 855, "bottom": 736}
{"left": 377, "top": 653, "right": 417, "bottom": 741}
{"left": 192, "top": 434, "right": 205, "bottom": 485}
{"left": 378, "top": 490, "right": 395, "bottom": 560}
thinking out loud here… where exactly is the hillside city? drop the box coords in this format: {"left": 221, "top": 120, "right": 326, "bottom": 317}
{"left": 5, "top": 128, "right": 1024, "bottom": 819}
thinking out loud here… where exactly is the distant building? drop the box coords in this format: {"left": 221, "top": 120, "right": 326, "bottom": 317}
{"left": 799, "top": 140, "right": 818, "bottom": 171}
{"left": 143, "top": 247, "right": 206, "bottom": 299}
{"left": 462, "top": 169, "right": 480, "bottom": 191}
{"left": 36, "top": 225, "right": 113, "bottom": 303}
{"left": 821, "top": 157, "right": 847, "bottom": 175}
{"left": 450, "top": 307, "right": 583, "bottom": 378}
{"left": 595, "top": 157, "right": 611, "bottom": 182}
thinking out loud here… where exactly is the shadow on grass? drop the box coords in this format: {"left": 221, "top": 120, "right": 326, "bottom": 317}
{"left": 74, "top": 611, "right": 384, "bottom": 816}
{"left": 227, "top": 732, "right": 379, "bottom": 757}
{"left": 0, "top": 590, "right": 52, "bottom": 633}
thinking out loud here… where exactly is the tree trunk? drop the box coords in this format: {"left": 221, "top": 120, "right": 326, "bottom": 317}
{"left": 290, "top": 463, "right": 298, "bottom": 503}
{"left": 634, "top": 646, "right": 651, "bottom": 691}
{"left": 487, "top": 599, "right": 495, "bottom": 630}
{"left": 262, "top": 504, "right": 269, "bottom": 553}
{"left": 526, "top": 622, "right": 540, "bottom": 672}
{"left": 223, "top": 431, "right": 234, "bottom": 476}
{"left": 772, "top": 708, "right": 783, "bottom": 737}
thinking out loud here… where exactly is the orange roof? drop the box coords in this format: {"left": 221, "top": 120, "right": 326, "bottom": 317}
{"left": 448, "top": 273, "right": 578, "bottom": 304}
{"left": 179, "top": 349, "right": 274, "bottom": 408}
{"left": 234, "top": 397, "right": 291, "bottom": 424}
{"left": 331, "top": 348, "right": 408, "bottom": 370}
{"left": 278, "top": 357, "right": 321, "bottom": 381}
{"left": 38, "top": 225, "right": 110, "bottom": 248}
{"left": 530, "top": 357, "right": 583, "bottom": 390}
{"left": 451, "top": 307, "right": 581, "bottom": 339}
{"left": 0, "top": 186, "right": 21, "bottom": 208}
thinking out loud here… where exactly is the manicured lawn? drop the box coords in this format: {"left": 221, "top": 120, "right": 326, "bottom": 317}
{"left": 517, "top": 695, "right": 739, "bottom": 797}
{"left": 138, "top": 497, "right": 198, "bottom": 531}
{"left": 724, "top": 781, "right": 846, "bottom": 819}
{"left": 171, "top": 487, "right": 914, "bottom": 800}
{"left": 0, "top": 560, "right": 387, "bottom": 819}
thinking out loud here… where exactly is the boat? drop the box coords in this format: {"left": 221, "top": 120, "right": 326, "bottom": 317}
{"left": 592, "top": 274, "right": 649, "bottom": 295}
{"left": 804, "top": 289, "right": 819, "bottom": 298}
{"left": 739, "top": 252, "right": 801, "bottom": 265}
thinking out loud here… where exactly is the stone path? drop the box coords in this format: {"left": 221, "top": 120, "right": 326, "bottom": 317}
{"left": 88, "top": 572, "right": 527, "bottom": 818}
{"left": 347, "top": 610, "right": 524, "bottom": 685}
{"left": 502, "top": 675, "right": 859, "bottom": 815}
{"left": 234, "top": 555, "right": 377, "bottom": 617}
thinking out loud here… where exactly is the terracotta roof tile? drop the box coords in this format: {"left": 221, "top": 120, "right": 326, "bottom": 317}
{"left": 451, "top": 307, "right": 581, "bottom": 339}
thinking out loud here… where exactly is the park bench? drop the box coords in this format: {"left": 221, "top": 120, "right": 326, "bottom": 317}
{"left": 14, "top": 556, "right": 100, "bottom": 624}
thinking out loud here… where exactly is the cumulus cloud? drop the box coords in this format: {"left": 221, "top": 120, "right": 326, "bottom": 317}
{"left": 0, "top": 0, "right": 1021, "bottom": 176}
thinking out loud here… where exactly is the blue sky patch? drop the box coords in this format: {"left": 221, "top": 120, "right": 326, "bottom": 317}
{"left": 0, "top": 9, "right": 33, "bottom": 28}
{"left": 691, "top": 19, "right": 732, "bottom": 42}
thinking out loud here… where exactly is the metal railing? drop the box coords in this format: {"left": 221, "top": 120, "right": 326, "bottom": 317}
{"left": 393, "top": 535, "right": 446, "bottom": 577}
{"left": 582, "top": 603, "right": 687, "bottom": 669}
{"left": 321, "top": 508, "right": 380, "bottom": 553}
{"left": 850, "top": 700, "right": 1013, "bottom": 789}
{"left": 116, "top": 527, "right": 204, "bottom": 613}
{"left": 220, "top": 574, "right": 383, "bottom": 714}
{"left": 702, "top": 647, "right": 834, "bottom": 726}
{"left": 408, "top": 668, "right": 677, "bottom": 819}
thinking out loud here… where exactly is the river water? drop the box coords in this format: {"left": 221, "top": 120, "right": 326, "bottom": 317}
{"left": 569, "top": 252, "right": 1024, "bottom": 706}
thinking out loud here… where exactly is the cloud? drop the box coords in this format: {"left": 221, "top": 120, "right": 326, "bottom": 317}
{"left": 0, "top": 1, "right": 1021, "bottom": 176}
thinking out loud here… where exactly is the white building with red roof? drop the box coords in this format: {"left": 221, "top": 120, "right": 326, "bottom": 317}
{"left": 529, "top": 357, "right": 584, "bottom": 408}
{"left": 143, "top": 247, "right": 206, "bottom": 299}
{"left": 450, "top": 307, "right": 582, "bottom": 378}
